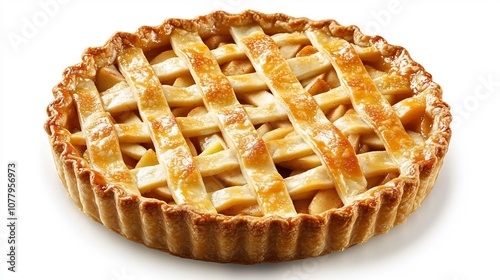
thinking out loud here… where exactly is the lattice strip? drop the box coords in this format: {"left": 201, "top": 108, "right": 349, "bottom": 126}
{"left": 117, "top": 47, "right": 216, "bottom": 213}
{"left": 307, "top": 29, "right": 416, "bottom": 165}
{"left": 231, "top": 24, "right": 367, "bottom": 204}
{"left": 70, "top": 89, "right": 422, "bottom": 148}
{"left": 73, "top": 79, "right": 140, "bottom": 195}
{"left": 152, "top": 31, "right": 384, "bottom": 84}
{"left": 96, "top": 71, "right": 409, "bottom": 120}
{"left": 171, "top": 29, "right": 296, "bottom": 216}
{"left": 210, "top": 150, "right": 396, "bottom": 211}
{"left": 132, "top": 149, "right": 397, "bottom": 210}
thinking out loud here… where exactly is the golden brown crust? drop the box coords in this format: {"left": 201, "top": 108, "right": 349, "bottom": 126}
{"left": 44, "top": 10, "right": 452, "bottom": 263}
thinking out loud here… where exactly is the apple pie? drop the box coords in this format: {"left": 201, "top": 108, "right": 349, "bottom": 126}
{"left": 44, "top": 10, "right": 452, "bottom": 263}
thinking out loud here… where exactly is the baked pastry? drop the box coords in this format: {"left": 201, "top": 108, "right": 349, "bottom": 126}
{"left": 44, "top": 10, "right": 451, "bottom": 263}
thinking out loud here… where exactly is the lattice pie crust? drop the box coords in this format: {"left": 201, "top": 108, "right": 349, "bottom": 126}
{"left": 45, "top": 10, "right": 451, "bottom": 263}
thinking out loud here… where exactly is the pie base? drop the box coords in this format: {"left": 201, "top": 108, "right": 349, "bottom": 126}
{"left": 45, "top": 10, "right": 451, "bottom": 263}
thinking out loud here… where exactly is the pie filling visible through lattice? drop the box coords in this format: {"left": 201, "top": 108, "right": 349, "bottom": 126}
{"left": 45, "top": 10, "right": 451, "bottom": 263}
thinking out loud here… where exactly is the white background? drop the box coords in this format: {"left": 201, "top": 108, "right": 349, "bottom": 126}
{"left": 1, "top": 0, "right": 499, "bottom": 279}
